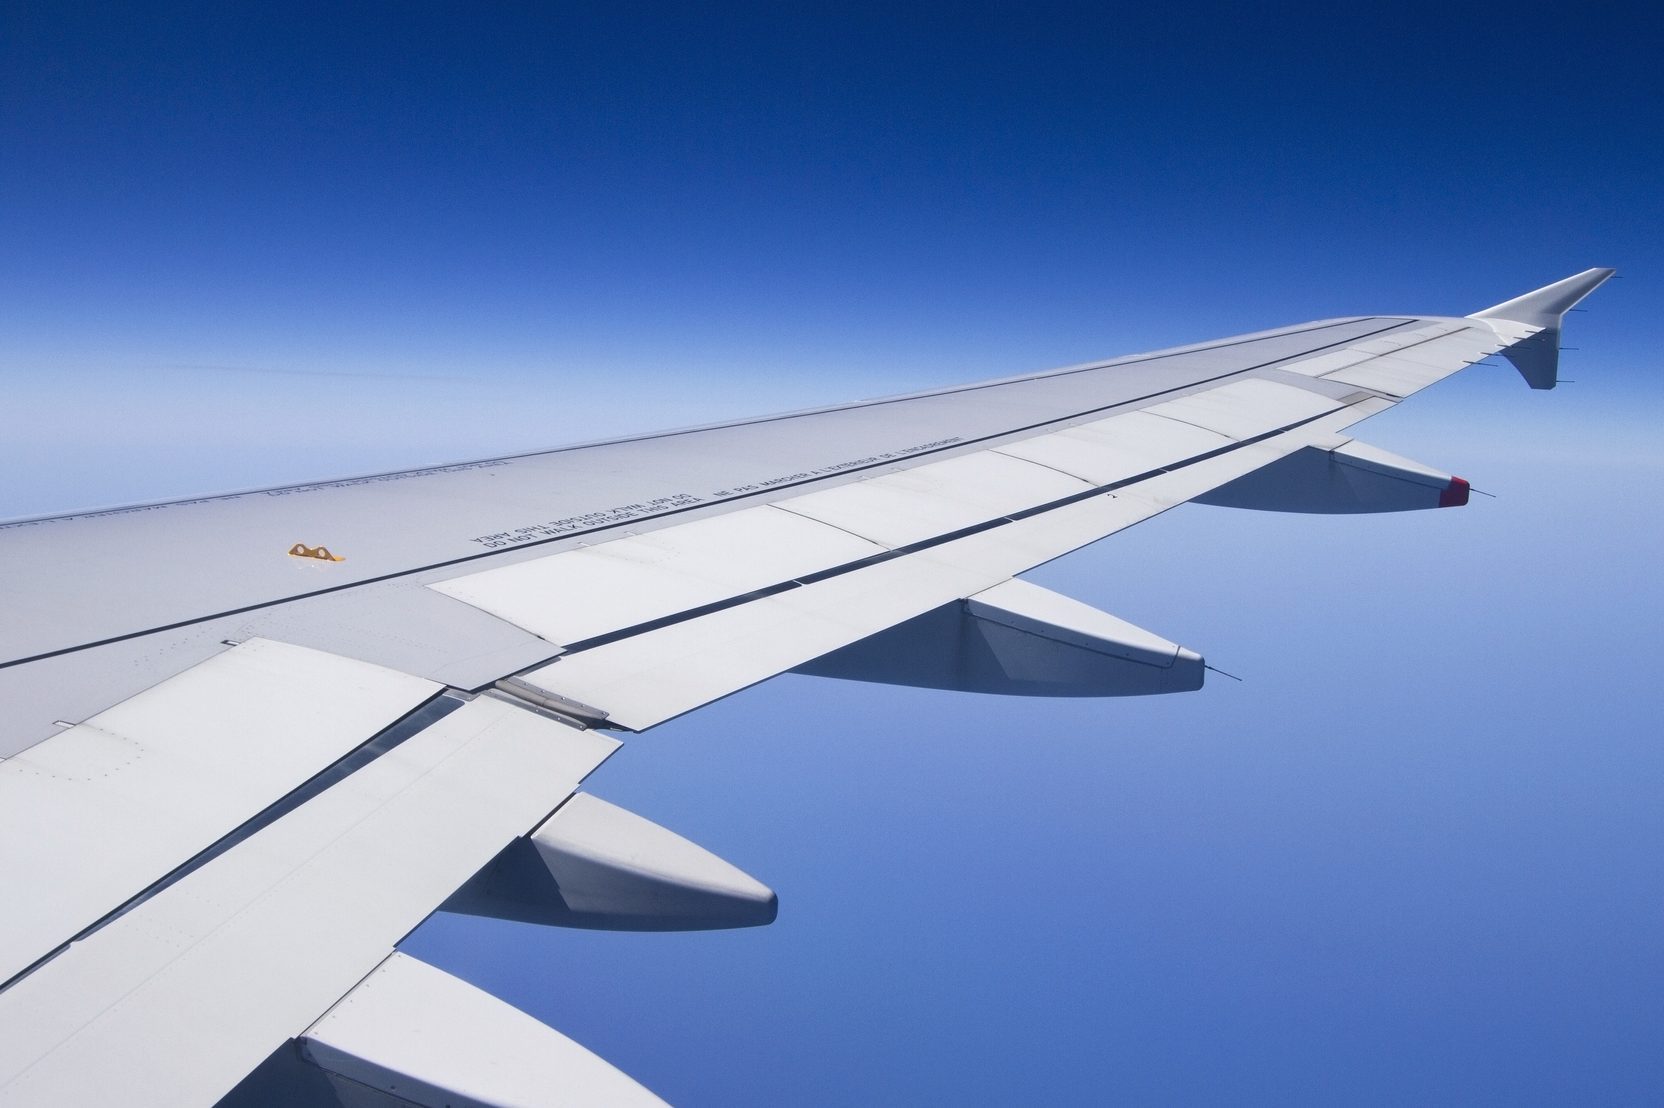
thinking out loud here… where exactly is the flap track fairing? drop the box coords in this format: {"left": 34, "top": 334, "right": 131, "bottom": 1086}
{"left": 1193, "top": 439, "right": 1468, "bottom": 514}
{"left": 793, "top": 579, "right": 1205, "bottom": 697}
{"left": 443, "top": 793, "right": 777, "bottom": 932}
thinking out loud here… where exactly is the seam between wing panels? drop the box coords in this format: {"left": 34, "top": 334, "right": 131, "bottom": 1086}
{"left": 0, "top": 317, "right": 1422, "bottom": 673}
{"left": 0, "top": 692, "right": 466, "bottom": 997}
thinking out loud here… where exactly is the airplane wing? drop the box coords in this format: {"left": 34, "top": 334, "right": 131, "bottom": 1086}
{"left": 0, "top": 269, "right": 1613, "bottom": 1105}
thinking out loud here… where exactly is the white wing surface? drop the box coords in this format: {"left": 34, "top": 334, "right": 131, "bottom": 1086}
{"left": 0, "top": 268, "right": 1613, "bottom": 1104}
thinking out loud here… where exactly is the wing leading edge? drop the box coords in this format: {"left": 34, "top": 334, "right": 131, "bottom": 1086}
{"left": 0, "top": 270, "right": 1614, "bottom": 1105}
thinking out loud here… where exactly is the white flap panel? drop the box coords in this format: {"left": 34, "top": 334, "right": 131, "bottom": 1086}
{"left": 1143, "top": 379, "right": 1341, "bottom": 440}
{"left": 920, "top": 446, "right": 1291, "bottom": 581}
{"left": 1350, "top": 336, "right": 1424, "bottom": 356}
{"left": 518, "top": 398, "right": 1384, "bottom": 732}
{"left": 516, "top": 553, "right": 1000, "bottom": 730}
{"left": 1276, "top": 349, "right": 1375, "bottom": 377}
{"left": 0, "top": 639, "right": 438, "bottom": 986}
{"left": 430, "top": 506, "right": 884, "bottom": 647}
{"left": 1322, "top": 355, "right": 1448, "bottom": 397}
{"left": 1362, "top": 332, "right": 1500, "bottom": 370}
{"left": 775, "top": 449, "right": 1091, "bottom": 549}
{"left": 993, "top": 409, "right": 1232, "bottom": 484}
{"left": 966, "top": 578, "right": 1185, "bottom": 667}
{"left": 1391, "top": 322, "right": 1467, "bottom": 342}
{"left": 0, "top": 696, "right": 619, "bottom": 1105}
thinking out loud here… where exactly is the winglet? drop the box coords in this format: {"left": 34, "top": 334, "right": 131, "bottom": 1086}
{"left": 1468, "top": 267, "right": 1616, "bottom": 389}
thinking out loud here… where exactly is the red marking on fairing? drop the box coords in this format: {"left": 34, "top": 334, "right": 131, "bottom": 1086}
{"left": 1439, "top": 477, "right": 1470, "bottom": 508}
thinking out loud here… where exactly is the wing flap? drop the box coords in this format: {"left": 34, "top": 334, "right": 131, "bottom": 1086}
{"left": 430, "top": 505, "right": 885, "bottom": 648}
{"left": 510, "top": 400, "right": 1378, "bottom": 731}
{"left": 1321, "top": 355, "right": 1451, "bottom": 397}
{"left": 773, "top": 450, "right": 1092, "bottom": 549}
{"left": 1312, "top": 325, "right": 1513, "bottom": 397}
{"left": 0, "top": 695, "right": 619, "bottom": 1105}
{"left": 990, "top": 409, "right": 1233, "bottom": 485}
{"left": 424, "top": 377, "right": 1355, "bottom": 676}
{"left": 0, "top": 639, "right": 440, "bottom": 986}
{"left": 1277, "top": 349, "right": 1376, "bottom": 377}
{"left": 1141, "top": 378, "right": 1342, "bottom": 440}
{"left": 514, "top": 552, "right": 1001, "bottom": 730}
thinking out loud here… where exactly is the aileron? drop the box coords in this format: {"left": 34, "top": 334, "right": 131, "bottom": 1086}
{"left": 1142, "top": 378, "right": 1342, "bottom": 441}
{"left": 992, "top": 409, "right": 1232, "bottom": 485}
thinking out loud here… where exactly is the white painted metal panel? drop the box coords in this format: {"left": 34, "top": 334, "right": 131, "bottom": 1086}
{"left": 1279, "top": 324, "right": 1481, "bottom": 378}
{"left": 1276, "top": 349, "right": 1375, "bottom": 377}
{"left": 1390, "top": 322, "right": 1466, "bottom": 342}
{"left": 1306, "top": 325, "right": 1511, "bottom": 397}
{"left": 519, "top": 478, "right": 1195, "bottom": 730}
{"left": 525, "top": 792, "right": 777, "bottom": 929}
{"left": 774, "top": 450, "right": 1092, "bottom": 549}
{"left": 1363, "top": 333, "right": 1499, "bottom": 370}
{"left": 1333, "top": 440, "right": 1454, "bottom": 486}
{"left": 992, "top": 410, "right": 1232, "bottom": 485}
{"left": 920, "top": 445, "right": 1296, "bottom": 583}
{"left": 1322, "top": 355, "right": 1448, "bottom": 397}
{"left": 1143, "top": 379, "right": 1341, "bottom": 441}
{"left": 798, "top": 579, "right": 1204, "bottom": 696}
{"left": 517, "top": 553, "right": 1002, "bottom": 730}
{"left": 429, "top": 505, "right": 884, "bottom": 647}
{"left": 1350, "top": 336, "right": 1427, "bottom": 357}
{"left": 520, "top": 401, "right": 1387, "bottom": 731}
{"left": 966, "top": 579, "right": 1188, "bottom": 669}
{"left": 301, "top": 951, "right": 663, "bottom": 1107}
{"left": 0, "top": 696, "right": 619, "bottom": 1106}
{"left": 0, "top": 639, "right": 438, "bottom": 986}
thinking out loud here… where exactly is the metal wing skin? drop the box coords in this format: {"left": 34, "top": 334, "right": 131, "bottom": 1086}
{"left": 0, "top": 269, "right": 1613, "bottom": 1105}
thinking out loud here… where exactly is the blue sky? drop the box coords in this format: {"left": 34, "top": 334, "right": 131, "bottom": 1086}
{"left": 3, "top": 3, "right": 1660, "bottom": 1103}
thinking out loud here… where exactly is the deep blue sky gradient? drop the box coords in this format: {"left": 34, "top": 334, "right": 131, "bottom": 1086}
{"left": 3, "top": 3, "right": 1660, "bottom": 1104}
